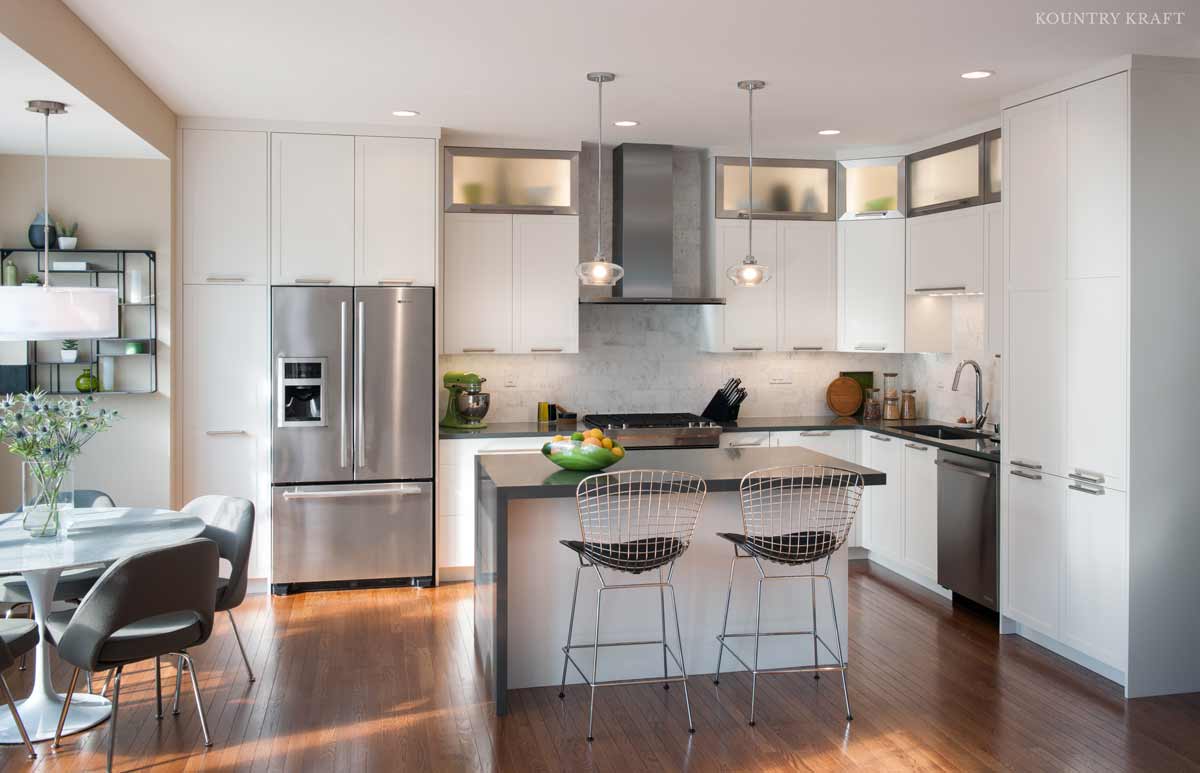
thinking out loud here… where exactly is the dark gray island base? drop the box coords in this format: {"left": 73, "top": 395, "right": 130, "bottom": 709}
{"left": 473, "top": 445, "right": 885, "bottom": 716}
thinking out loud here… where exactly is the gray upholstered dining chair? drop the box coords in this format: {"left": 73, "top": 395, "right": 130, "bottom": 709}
{"left": 181, "top": 496, "right": 256, "bottom": 684}
{"left": 0, "top": 619, "right": 39, "bottom": 759}
{"left": 45, "top": 538, "right": 219, "bottom": 773}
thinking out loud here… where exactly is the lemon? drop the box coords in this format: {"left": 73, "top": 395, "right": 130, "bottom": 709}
{"left": 601, "top": 437, "right": 614, "bottom": 449}
{"left": 588, "top": 428, "right": 604, "bottom": 439}
{"left": 552, "top": 434, "right": 565, "bottom": 442}
{"left": 611, "top": 446, "right": 625, "bottom": 459}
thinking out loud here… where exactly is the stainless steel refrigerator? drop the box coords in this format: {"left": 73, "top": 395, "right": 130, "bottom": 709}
{"left": 270, "top": 285, "right": 434, "bottom": 594}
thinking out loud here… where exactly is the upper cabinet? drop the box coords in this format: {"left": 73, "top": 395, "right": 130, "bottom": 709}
{"left": 837, "top": 218, "right": 906, "bottom": 353}
{"left": 444, "top": 147, "right": 578, "bottom": 214}
{"left": 513, "top": 215, "right": 580, "bottom": 354}
{"left": 182, "top": 129, "right": 269, "bottom": 285}
{"left": 984, "top": 130, "right": 1002, "bottom": 204}
{"left": 907, "top": 130, "right": 1002, "bottom": 217}
{"left": 715, "top": 157, "right": 836, "bottom": 220}
{"left": 906, "top": 206, "right": 985, "bottom": 294}
{"left": 355, "top": 136, "right": 438, "bottom": 287}
{"left": 271, "top": 132, "right": 356, "bottom": 285}
{"left": 837, "top": 157, "right": 905, "bottom": 220}
{"left": 709, "top": 220, "right": 780, "bottom": 352}
{"left": 777, "top": 221, "right": 837, "bottom": 352}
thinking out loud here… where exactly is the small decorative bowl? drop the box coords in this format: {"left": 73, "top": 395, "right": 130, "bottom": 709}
{"left": 541, "top": 439, "right": 625, "bottom": 472}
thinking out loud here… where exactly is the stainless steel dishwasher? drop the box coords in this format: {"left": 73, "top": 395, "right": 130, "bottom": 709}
{"left": 935, "top": 450, "right": 999, "bottom": 611}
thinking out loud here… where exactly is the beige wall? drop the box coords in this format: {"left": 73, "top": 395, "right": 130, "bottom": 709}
{"left": 0, "top": 154, "right": 172, "bottom": 509}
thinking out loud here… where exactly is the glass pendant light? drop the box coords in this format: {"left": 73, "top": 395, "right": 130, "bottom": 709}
{"left": 576, "top": 72, "right": 625, "bottom": 287}
{"left": 0, "top": 101, "right": 117, "bottom": 341}
{"left": 726, "top": 80, "right": 773, "bottom": 288}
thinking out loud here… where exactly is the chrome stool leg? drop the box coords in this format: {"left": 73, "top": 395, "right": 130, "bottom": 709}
{"left": 558, "top": 563, "right": 583, "bottom": 699}
{"left": 824, "top": 575, "right": 852, "bottom": 721}
{"left": 658, "top": 567, "right": 669, "bottom": 690}
{"left": 713, "top": 550, "right": 737, "bottom": 685}
{"left": 586, "top": 585, "right": 603, "bottom": 742}
{"left": 666, "top": 582, "right": 695, "bottom": 734}
{"left": 749, "top": 571, "right": 764, "bottom": 726}
{"left": 810, "top": 565, "right": 820, "bottom": 680}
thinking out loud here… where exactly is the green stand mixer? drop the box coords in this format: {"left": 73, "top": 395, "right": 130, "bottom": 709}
{"left": 441, "top": 371, "right": 490, "bottom": 429}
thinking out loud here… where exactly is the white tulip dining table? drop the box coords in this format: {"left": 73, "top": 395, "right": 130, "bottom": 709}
{"left": 0, "top": 507, "right": 205, "bottom": 743}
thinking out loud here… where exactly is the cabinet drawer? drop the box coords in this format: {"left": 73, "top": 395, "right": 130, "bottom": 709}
{"left": 721, "top": 432, "right": 770, "bottom": 449}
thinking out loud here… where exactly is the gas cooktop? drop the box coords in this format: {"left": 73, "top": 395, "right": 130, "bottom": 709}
{"left": 582, "top": 413, "right": 721, "bottom": 449}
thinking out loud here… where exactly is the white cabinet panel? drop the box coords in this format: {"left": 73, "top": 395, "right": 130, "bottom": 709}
{"left": 838, "top": 219, "right": 905, "bottom": 353}
{"left": 354, "top": 136, "right": 437, "bottom": 286}
{"left": 716, "top": 220, "right": 778, "bottom": 352}
{"left": 1066, "top": 277, "right": 1127, "bottom": 489}
{"left": 863, "top": 433, "right": 903, "bottom": 560}
{"left": 984, "top": 203, "right": 1005, "bottom": 355}
{"left": 770, "top": 429, "right": 853, "bottom": 461}
{"left": 1003, "top": 467, "right": 1062, "bottom": 637}
{"left": 514, "top": 215, "right": 580, "bottom": 354}
{"left": 443, "top": 213, "right": 514, "bottom": 354}
{"left": 777, "top": 221, "right": 837, "bottom": 352}
{"left": 902, "top": 441, "right": 938, "bottom": 580}
{"left": 271, "top": 132, "right": 355, "bottom": 285}
{"left": 1061, "top": 482, "right": 1128, "bottom": 670}
{"left": 906, "top": 207, "right": 984, "bottom": 294}
{"left": 1066, "top": 73, "right": 1128, "bottom": 280}
{"left": 182, "top": 129, "right": 269, "bottom": 285}
{"left": 1005, "top": 94, "right": 1066, "bottom": 292}
{"left": 1007, "top": 289, "right": 1064, "bottom": 476}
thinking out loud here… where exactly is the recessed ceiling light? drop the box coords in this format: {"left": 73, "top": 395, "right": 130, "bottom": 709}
{"left": 817, "top": 129, "right": 840, "bottom": 136}
{"left": 391, "top": 110, "right": 420, "bottom": 117}
{"left": 960, "top": 70, "right": 994, "bottom": 80}
{"left": 613, "top": 120, "right": 639, "bottom": 127}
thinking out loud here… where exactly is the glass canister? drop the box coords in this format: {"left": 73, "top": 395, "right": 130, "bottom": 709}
{"left": 901, "top": 389, "right": 917, "bottom": 420}
{"left": 881, "top": 372, "right": 901, "bottom": 420}
{"left": 863, "top": 388, "right": 883, "bottom": 421}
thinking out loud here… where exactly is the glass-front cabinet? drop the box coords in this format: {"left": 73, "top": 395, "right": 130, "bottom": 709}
{"left": 984, "top": 129, "right": 1002, "bottom": 203}
{"left": 444, "top": 147, "right": 578, "bottom": 214}
{"left": 837, "top": 157, "right": 906, "bottom": 219}
{"left": 715, "top": 157, "right": 836, "bottom": 220}
{"left": 907, "top": 129, "right": 1002, "bottom": 216}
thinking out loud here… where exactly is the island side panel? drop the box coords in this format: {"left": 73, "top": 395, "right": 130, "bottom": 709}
{"left": 473, "top": 458, "right": 508, "bottom": 714}
{"left": 505, "top": 491, "right": 850, "bottom": 691}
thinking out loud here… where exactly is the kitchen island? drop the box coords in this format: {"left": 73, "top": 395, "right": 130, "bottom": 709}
{"left": 474, "top": 445, "right": 885, "bottom": 715}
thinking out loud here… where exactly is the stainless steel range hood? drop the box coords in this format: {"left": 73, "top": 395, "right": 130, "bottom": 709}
{"left": 582, "top": 143, "right": 724, "bottom": 305}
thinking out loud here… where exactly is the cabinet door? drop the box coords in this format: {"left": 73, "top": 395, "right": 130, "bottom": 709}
{"left": 1066, "top": 73, "right": 1127, "bottom": 280}
{"left": 863, "top": 433, "right": 904, "bottom": 560}
{"left": 182, "top": 129, "right": 269, "bottom": 285}
{"left": 514, "top": 215, "right": 579, "bottom": 354}
{"left": 720, "top": 432, "right": 770, "bottom": 449}
{"left": 443, "top": 213, "right": 514, "bottom": 354}
{"left": 1003, "top": 467, "right": 1061, "bottom": 636}
{"left": 770, "top": 429, "right": 852, "bottom": 461}
{"left": 902, "top": 441, "right": 938, "bottom": 579}
{"left": 355, "top": 136, "right": 437, "bottom": 286}
{"left": 984, "top": 203, "right": 1005, "bottom": 355}
{"left": 838, "top": 219, "right": 905, "bottom": 353}
{"left": 271, "top": 132, "right": 355, "bottom": 285}
{"left": 1007, "top": 289, "right": 1064, "bottom": 476}
{"left": 906, "top": 207, "right": 984, "bottom": 294}
{"left": 716, "top": 220, "right": 778, "bottom": 352}
{"left": 1065, "top": 277, "right": 1127, "bottom": 489}
{"left": 1004, "top": 93, "right": 1066, "bottom": 292}
{"left": 778, "top": 221, "right": 836, "bottom": 352}
{"left": 1061, "top": 482, "right": 1128, "bottom": 669}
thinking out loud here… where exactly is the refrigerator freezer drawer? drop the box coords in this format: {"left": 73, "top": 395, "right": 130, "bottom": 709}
{"left": 271, "top": 481, "right": 433, "bottom": 584}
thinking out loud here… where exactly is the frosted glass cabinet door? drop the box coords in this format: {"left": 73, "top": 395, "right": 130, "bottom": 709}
{"left": 716, "top": 158, "right": 836, "bottom": 220}
{"left": 838, "top": 157, "right": 905, "bottom": 219}
{"left": 908, "top": 137, "right": 983, "bottom": 215}
{"left": 444, "top": 147, "right": 578, "bottom": 214}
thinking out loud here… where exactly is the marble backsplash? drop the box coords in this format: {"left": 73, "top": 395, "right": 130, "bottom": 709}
{"left": 440, "top": 297, "right": 1000, "bottom": 426}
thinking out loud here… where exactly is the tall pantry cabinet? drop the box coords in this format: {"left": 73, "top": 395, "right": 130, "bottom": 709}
{"left": 1000, "top": 57, "right": 1200, "bottom": 698}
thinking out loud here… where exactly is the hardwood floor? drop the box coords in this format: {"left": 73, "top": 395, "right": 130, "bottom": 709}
{"left": 2, "top": 561, "right": 1199, "bottom": 772}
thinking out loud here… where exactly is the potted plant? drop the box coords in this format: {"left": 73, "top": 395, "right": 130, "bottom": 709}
{"left": 57, "top": 222, "right": 78, "bottom": 250}
{"left": 0, "top": 391, "right": 118, "bottom": 537}
{"left": 61, "top": 339, "right": 79, "bottom": 363}
{"left": 22, "top": 274, "right": 41, "bottom": 287}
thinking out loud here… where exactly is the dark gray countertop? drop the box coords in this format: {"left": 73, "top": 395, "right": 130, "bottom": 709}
{"left": 477, "top": 445, "right": 886, "bottom": 500}
{"left": 439, "top": 419, "right": 580, "bottom": 440}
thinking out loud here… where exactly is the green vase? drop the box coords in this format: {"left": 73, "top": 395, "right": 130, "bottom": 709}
{"left": 75, "top": 368, "right": 99, "bottom": 393}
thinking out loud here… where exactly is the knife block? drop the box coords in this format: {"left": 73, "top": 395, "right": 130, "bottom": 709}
{"left": 701, "top": 391, "right": 741, "bottom": 423}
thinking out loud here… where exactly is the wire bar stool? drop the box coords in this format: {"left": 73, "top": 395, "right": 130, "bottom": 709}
{"left": 714, "top": 465, "right": 864, "bottom": 726}
{"left": 558, "top": 469, "right": 707, "bottom": 742}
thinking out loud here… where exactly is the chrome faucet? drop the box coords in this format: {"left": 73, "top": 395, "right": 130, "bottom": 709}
{"left": 952, "top": 359, "right": 986, "bottom": 429}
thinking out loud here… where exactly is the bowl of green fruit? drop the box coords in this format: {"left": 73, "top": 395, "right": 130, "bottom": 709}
{"left": 542, "top": 428, "right": 627, "bottom": 471}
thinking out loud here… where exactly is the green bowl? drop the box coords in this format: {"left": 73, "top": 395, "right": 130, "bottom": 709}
{"left": 541, "top": 439, "right": 625, "bottom": 471}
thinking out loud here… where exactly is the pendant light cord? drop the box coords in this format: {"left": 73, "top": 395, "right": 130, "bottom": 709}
{"left": 42, "top": 109, "right": 49, "bottom": 289}
{"left": 596, "top": 77, "right": 604, "bottom": 260}
{"left": 747, "top": 84, "right": 754, "bottom": 261}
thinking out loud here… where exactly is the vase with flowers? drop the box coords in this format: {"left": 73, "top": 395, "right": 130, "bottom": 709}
{"left": 0, "top": 391, "right": 118, "bottom": 537}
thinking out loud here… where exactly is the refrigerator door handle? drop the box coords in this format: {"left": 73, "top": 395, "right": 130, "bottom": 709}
{"left": 356, "top": 300, "right": 366, "bottom": 467}
{"left": 282, "top": 485, "right": 423, "bottom": 501}
{"left": 339, "top": 301, "right": 348, "bottom": 468}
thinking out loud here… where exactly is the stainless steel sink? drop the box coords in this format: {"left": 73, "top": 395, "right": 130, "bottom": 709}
{"left": 902, "top": 425, "right": 992, "bottom": 441}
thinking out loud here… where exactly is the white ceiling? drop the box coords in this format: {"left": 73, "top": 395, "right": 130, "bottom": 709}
{"left": 0, "top": 34, "right": 161, "bottom": 159}
{"left": 65, "top": 0, "right": 1200, "bottom": 154}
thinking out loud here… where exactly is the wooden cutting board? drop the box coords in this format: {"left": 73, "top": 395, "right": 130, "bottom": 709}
{"left": 826, "top": 377, "right": 864, "bottom": 417}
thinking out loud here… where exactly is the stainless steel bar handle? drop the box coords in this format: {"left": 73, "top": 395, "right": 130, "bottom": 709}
{"left": 905, "top": 443, "right": 928, "bottom": 451}
{"left": 936, "top": 458, "right": 992, "bottom": 478}
{"left": 1011, "top": 459, "right": 1042, "bottom": 470}
{"left": 1068, "top": 483, "right": 1105, "bottom": 496}
{"left": 855, "top": 343, "right": 886, "bottom": 351}
{"left": 799, "top": 431, "right": 831, "bottom": 437}
{"left": 792, "top": 346, "right": 823, "bottom": 351}
{"left": 377, "top": 278, "right": 414, "bottom": 286}
{"left": 205, "top": 274, "right": 246, "bottom": 283}
{"left": 356, "top": 300, "right": 365, "bottom": 467}
{"left": 283, "top": 486, "right": 422, "bottom": 501}
{"left": 728, "top": 438, "right": 765, "bottom": 447}
{"left": 462, "top": 347, "right": 496, "bottom": 353}
{"left": 913, "top": 286, "right": 967, "bottom": 293}
{"left": 854, "top": 211, "right": 890, "bottom": 218}
{"left": 339, "top": 301, "right": 348, "bottom": 469}
{"left": 870, "top": 434, "right": 892, "bottom": 442}
{"left": 1010, "top": 469, "right": 1043, "bottom": 481}
{"left": 205, "top": 430, "right": 246, "bottom": 436}
{"left": 295, "top": 276, "right": 333, "bottom": 284}
{"left": 732, "top": 346, "right": 763, "bottom": 351}
{"left": 1069, "top": 470, "right": 1105, "bottom": 484}
{"left": 530, "top": 347, "right": 563, "bottom": 352}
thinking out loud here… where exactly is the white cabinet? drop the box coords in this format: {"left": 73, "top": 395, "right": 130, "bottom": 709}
{"left": 182, "top": 284, "right": 269, "bottom": 577}
{"left": 1003, "top": 466, "right": 1062, "bottom": 636}
{"left": 514, "top": 215, "right": 580, "bottom": 354}
{"left": 837, "top": 218, "right": 905, "bottom": 353}
{"left": 777, "top": 221, "right": 837, "bottom": 352}
{"left": 1065, "top": 277, "right": 1126, "bottom": 489}
{"left": 1006, "top": 289, "right": 1064, "bottom": 476}
{"left": 1061, "top": 482, "right": 1128, "bottom": 669}
{"left": 1004, "top": 94, "right": 1066, "bottom": 292}
{"left": 906, "top": 207, "right": 984, "bottom": 294}
{"left": 182, "top": 129, "right": 269, "bottom": 285}
{"left": 862, "top": 432, "right": 904, "bottom": 560}
{"left": 713, "top": 220, "right": 779, "bottom": 352}
{"left": 720, "top": 432, "right": 770, "bottom": 449}
{"left": 770, "top": 429, "right": 852, "bottom": 461}
{"left": 1066, "top": 73, "right": 1127, "bottom": 280}
{"left": 443, "top": 213, "right": 515, "bottom": 354}
{"left": 271, "top": 132, "right": 355, "bottom": 285}
{"left": 984, "top": 202, "right": 1004, "bottom": 355}
{"left": 354, "top": 136, "right": 437, "bottom": 287}
{"left": 902, "top": 441, "right": 938, "bottom": 580}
